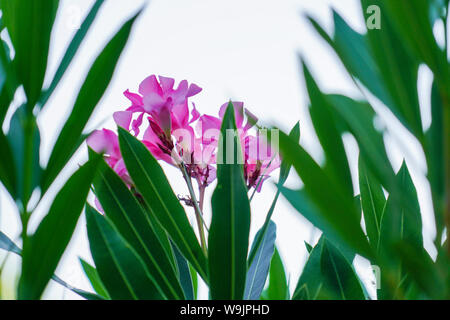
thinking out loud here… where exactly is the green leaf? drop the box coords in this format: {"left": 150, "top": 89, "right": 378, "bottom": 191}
{"left": 303, "top": 62, "right": 353, "bottom": 195}
{"left": 293, "top": 236, "right": 365, "bottom": 300}
{"left": 51, "top": 274, "right": 105, "bottom": 300}
{"left": 0, "top": 230, "right": 21, "bottom": 255}
{"left": 247, "top": 122, "right": 300, "bottom": 266}
{"left": 304, "top": 241, "right": 313, "bottom": 253}
{"left": 358, "top": 154, "right": 386, "bottom": 250}
{"left": 244, "top": 221, "right": 276, "bottom": 300}
{"left": 18, "top": 156, "right": 100, "bottom": 299}
{"left": 277, "top": 130, "right": 371, "bottom": 259}
{"left": 0, "top": 38, "right": 18, "bottom": 125}
{"left": 80, "top": 258, "right": 110, "bottom": 299}
{"left": 381, "top": 0, "right": 447, "bottom": 78}
{"left": 93, "top": 159, "right": 184, "bottom": 299}
{"left": 261, "top": 248, "right": 289, "bottom": 300}
{"left": 171, "top": 242, "right": 194, "bottom": 300}
{"left": 379, "top": 161, "right": 423, "bottom": 253}
{"left": 42, "top": 9, "right": 141, "bottom": 192}
{"left": 118, "top": 127, "right": 208, "bottom": 282}
{"left": 85, "top": 205, "right": 161, "bottom": 300}
{"left": 0, "top": 0, "right": 59, "bottom": 109}
{"left": 39, "top": 0, "right": 105, "bottom": 108}
{"left": 0, "top": 129, "right": 16, "bottom": 196}
{"left": 208, "top": 103, "right": 251, "bottom": 300}
{"left": 425, "top": 81, "right": 445, "bottom": 237}
{"left": 7, "top": 106, "right": 41, "bottom": 204}
{"left": 361, "top": 1, "right": 423, "bottom": 137}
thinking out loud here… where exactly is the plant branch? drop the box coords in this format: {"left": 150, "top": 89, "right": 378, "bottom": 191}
{"left": 178, "top": 163, "right": 208, "bottom": 256}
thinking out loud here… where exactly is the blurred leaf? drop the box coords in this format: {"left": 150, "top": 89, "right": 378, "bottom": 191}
{"left": 0, "top": 0, "right": 59, "bottom": 109}
{"left": 303, "top": 62, "right": 353, "bottom": 195}
{"left": 304, "top": 241, "right": 313, "bottom": 253}
{"left": 118, "top": 128, "right": 208, "bottom": 282}
{"left": 261, "top": 248, "right": 289, "bottom": 300}
{"left": 18, "top": 156, "right": 100, "bottom": 299}
{"left": 248, "top": 122, "right": 299, "bottom": 266}
{"left": 293, "top": 236, "right": 365, "bottom": 300}
{"left": 0, "top": 129, "right": 16, "bottom": 196}
{"left": 7, "top": 106, "right": 41, "bottom": 205}
{"left": 80, "top": 258, "right": 110, "bottom": 299}
{"left": 425, "top": 81, "right": 445, "bottom": 237}
{"left": 381, "top": 0, "right": 447, "bottom": 79}
{"left": 189, "top": 263, "right": 198, "bottom": 300}
{"left": 0, "top": 230, "right": 21, "bottom": 255}
{"left": 40, "top": 0, "right": 105, "bottom": 108}
{"left": 277, "top": 131, "right": 371, "bottom": 259}
{"left": 93, "top": 160, "right": 184, "bottom": 299}
{"left": 42, "top": 9, "right": 141, "bottom": 192}
{"left": 171, "top": 242, "right": 194, "bottom": 300}
{"left": 86, "top": 205, "right": 161, "bottom": 300}
{"left": 208, "top": 103, "right": 251, "bottom": 300}
{"left": 358, "top": 154, "right": 386, "bottom": 250}
{"left": 244, "top": 221, "right": 276, "bottom": 300}
{"left": 51, "top": 274, "right": 104, "bottom": 300}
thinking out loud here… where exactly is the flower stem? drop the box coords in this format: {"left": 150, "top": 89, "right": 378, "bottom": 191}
{"left": 179, "top": 163, "right": 208, "bottom": 256}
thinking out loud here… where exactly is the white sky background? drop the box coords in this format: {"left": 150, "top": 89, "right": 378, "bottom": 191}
{"left": 0, "top": 0, "right": 439, "bottom": 299}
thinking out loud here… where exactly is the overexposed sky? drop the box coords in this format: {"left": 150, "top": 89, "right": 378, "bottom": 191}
{"left": 0, "top": 0, "right": 437, "bottom": 299}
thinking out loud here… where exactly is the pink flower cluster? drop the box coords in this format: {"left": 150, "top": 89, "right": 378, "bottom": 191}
{"left": 87, "top": 75, "right": 280, "bottom": 193}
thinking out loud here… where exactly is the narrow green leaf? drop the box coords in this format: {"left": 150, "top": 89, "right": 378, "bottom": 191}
{"left": 261, "top": 248, "right": 289, "bottom": 300}
{"left": 293, "top": 236, "right": 365, "bottom": 300}
{"left": 304, "top": 241, "right": 313, "bottom": 253}
{"left": 247, "top": 122, "right": 300, "bottom": 266}
{"left": 0, "top": 230, "right": 21, "bottom": 255}
{"left": 208, "top": 103, "right": 251, "bottom": 300}
{"left": 7, "top": 106, "right": 41, "bottom": 204}
{"left": 118, "top": 127, "right": 208, "bottom": 282}
{"left": 277, "top": 130, "right": 371, "bottom": 258}
{"left": 358, "top": 154, "right": 386, "bottom": 250}
{"left": 42, "top": 9, "right": 141, "bottom": 192}
{"left": 40, "top": 0, "right": 105, "bottom": 108}
{"left": 303, "top": 62, "right": 353, "bottom": 195}
{"left": 93, "top": 159, "right": 184, "bottom": 299}
{"left": 244, "top": 221, "right": 276, "bottom": 300}
{"left": 86, "top": 205, "right": 161, "bottom": 300}
{"left": 18, "top": 156, "right": 100, "bottom": 299}
{"left": 0, "top": 0, "right": 59, "bottom": 109}
{"left": 80, "top": 258, "right": 110, "bottom": 299}
{"left": 0, "top": 130, "right": 16, "bottom": 196}
{"left": 171, "top": 242, "right": 194, "bottom": 300}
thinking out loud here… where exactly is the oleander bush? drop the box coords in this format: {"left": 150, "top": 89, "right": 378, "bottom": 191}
{"left": 0, "top": 0, "right": 448, "bottom": 300}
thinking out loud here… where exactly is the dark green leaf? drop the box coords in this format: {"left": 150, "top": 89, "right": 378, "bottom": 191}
{"left": 18, "top": 156, "right": 100, "bottom": 299}
{"left": 171, "top": 242, "right": 194, "bottom": 300}
{"left": 244, "top": 221, "right": 276, "bottom": 300}
{"left": 86, "top": 205, "right": 161, "bottom": 300}
{"left": 42, "top": 9, "right": 141, "bottom": 192}
{"left": 0, "top": 0, "right": 59, "bottom": 109}
{"left": 208, "top": 103, "right": 251, "bottom": 300}
{"left": 80, "top": 258, "right": 110, "bottom": 299}
{"left": 118, "top": 128, "right": 208, "bottom": 282}
{"left": 277, "top": 130, "right": 371, "bottom": 259}
{"left": 293, "top": 236, "right": 365, "bottom": 300}
{"left": 40, "top": 0, "right": 105, "bottom": 108}
{"left": 0, "top": 129, "right": 16, "bottom": 196}
{"left": 358, "top": 154, "right": 386, "bottom": 250}
{"left": 261, "top": 248, "right": 289, "bottom": 300}
{"left": 93, "top": 160, "right": 184, "bottom": 299}
{"left": 7, "top": 106, "right": 41, "bottom": 204}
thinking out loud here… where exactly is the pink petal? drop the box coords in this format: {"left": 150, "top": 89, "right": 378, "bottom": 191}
{"left": 123, "top": 89, "right": 143, "bottom": 106}
{"left": 158, "top": 76, "right": 175, "bottom": 92}
{"left": 87, "top": 129, "right": 119, "bottom": 158}
{"left": 189, "top": 103, "right": 200, "bottom": 124}
{"left": 139, "top": 75, "right": 162, "bottom": 96}
{"left": 187, "top": 83, "right": 202, "bottom": 97}
{"left": 113, "top": 111, "right": 132, "bottom": 130}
